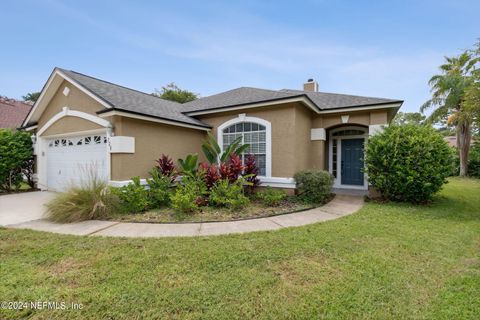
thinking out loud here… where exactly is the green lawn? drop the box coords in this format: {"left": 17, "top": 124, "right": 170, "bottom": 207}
{"left": 1, "top": 178, "right": 479, "bottom": 319}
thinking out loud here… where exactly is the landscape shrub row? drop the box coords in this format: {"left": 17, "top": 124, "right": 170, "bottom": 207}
{"left": 0, "top": 129, "right": 34, "bottom": 192}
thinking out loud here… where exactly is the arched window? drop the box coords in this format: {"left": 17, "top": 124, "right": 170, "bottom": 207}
{"left": 218, "top": 116, "right": 271, "bottom": 177}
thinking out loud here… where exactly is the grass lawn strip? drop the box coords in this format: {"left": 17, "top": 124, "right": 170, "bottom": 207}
{"left": 0, "top": 178, "right": 478, "bottom": 319}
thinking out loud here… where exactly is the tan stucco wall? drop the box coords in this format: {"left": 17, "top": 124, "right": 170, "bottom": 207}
{"left": 35, "top": 78, "right": 395, "bottom": 182}
{"left": 200, "top": 107, "right": 392, "bottom": 177}
{"left": 294, "top": 104, "right": 313, "bottom": 172}
{"left": 370, "top": 111, "right": 388, "bottom": 125}
{"left": 38, "top": 80, "right": 104, "bottom": 133}
{"left": 111, "top": 117, "right": 206, "bottom": 181}
{"left": 198, "top": 103, "right": 299, "bottom": 177}
{"left": 312, "top": 110, "right": 389, "bottom": 129}
{"left": 41, "top": 116, "right": 103, "bottom": 136}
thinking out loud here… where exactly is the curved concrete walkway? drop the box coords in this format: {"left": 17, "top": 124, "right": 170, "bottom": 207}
{"left": 1, "top": 192, "right": 363, "bottom": 238}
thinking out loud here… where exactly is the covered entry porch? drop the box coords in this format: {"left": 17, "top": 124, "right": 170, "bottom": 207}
{"left": 326, "top": 125, "right": 368, "bottom": 191}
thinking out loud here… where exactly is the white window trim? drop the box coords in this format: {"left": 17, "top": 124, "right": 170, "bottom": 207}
{"left": 217, "top": 115, "right": 272, "bottom": 178}
{"left": 328, "top": 126, "right": 368, "bottom": 190}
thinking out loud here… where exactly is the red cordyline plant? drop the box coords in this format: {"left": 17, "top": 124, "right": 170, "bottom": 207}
{"left": 155, "top": 154, "right": 176, "bottom": 180}
{"left": 199, "top": 162, "right": 220, "bottom": 190}
{"left": 244, "top": 154, "right": 260, "bottom": 193}
{"left": 220, "top": 154, "right": 244, "bottom": 183}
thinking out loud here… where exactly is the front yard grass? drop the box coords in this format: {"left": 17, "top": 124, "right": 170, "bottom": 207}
{"left": 1, "top": 177, "right": 479, "bottom": 319}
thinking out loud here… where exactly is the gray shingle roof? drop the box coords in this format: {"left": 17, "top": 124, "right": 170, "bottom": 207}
{"left": 57, "top": 68, "right": 402, "bottom": 128}
{"left": 280, "top": 89, "right": 401, "bottom": 110}
{"left": 58, "top": 68, "right": 210, "bottom": 128}
{"left": 181, "top": 87, "right": 402, "bottom": 114}
{"left": 180, "top": 87, "right": 302, "bottom": 113}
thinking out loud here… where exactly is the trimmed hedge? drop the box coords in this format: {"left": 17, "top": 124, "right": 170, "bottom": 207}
{"left": 294, "top": 169, "right": 334, "bottom": 203}
{"left": 365, "top": 124, "right": 453, "bottom": 203}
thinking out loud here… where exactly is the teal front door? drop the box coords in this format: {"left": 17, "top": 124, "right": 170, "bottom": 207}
{"left": 341, "top": 138, "right": 364, "bottom": 186}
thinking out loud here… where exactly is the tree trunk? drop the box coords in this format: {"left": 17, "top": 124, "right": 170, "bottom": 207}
{"left": 457, "top": 121, "right": 472, "bottom": 176}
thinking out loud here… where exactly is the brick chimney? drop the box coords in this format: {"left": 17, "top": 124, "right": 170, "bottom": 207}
{"left": 303, "top": 78, "right": 319, "bottom": 92}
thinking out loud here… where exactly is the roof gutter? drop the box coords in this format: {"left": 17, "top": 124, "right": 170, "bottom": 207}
{"left": 97, "top": 108, "right": 212, "bottom": 131}
{"left": 184, "top": 94, "right": 320, "bottom": 116}
{"left": 316, "top": 101, "right": 403, "bottom": 114}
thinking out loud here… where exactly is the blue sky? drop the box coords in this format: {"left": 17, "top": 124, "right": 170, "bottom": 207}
{"left": 1, "top": 0, "right": 479, "bottom": 112}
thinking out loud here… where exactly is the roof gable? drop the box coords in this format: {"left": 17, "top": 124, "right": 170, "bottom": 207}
{"left": 24, "top": 68, "right": 210, "bottom": 129}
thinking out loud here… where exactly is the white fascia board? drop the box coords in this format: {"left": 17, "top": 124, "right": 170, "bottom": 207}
{"left": 185, "top": 96, "right": 319, "bottom": 116}
{"left": 37, "top": 108, "right": 111, "bottom": 137}
{"left": 23, "top": 70, "right": 58, "bottom": 126}
{"left": 98, "top": 110, "right": 210, "bottom": 131}
{"left": 24, "top": 125, "right": 38, "bottom": 131}
{"left": 56, "top": 70, "right": 113, "bottom": 109}
{"left": 23, "top": 69, "right": 113, "bottom": 127}
{"left": 317, "top": 102, "right": 402, "bottom": 115}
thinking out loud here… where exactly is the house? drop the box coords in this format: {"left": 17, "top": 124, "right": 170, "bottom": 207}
{"left": 0, "top": 97, "right": 32, "bottom": 129}
{"left": 22, "top": 68, "right": 402, "bottom": 191}
{"left": 444, "top": 135, "right": 475, "bottom": 148}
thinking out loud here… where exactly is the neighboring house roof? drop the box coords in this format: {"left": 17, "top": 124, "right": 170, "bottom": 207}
{"left": 444, "top": 136, "right": 475, "bottom": 148}
{"left": 57, "top": 69, "right": 211, "bottom": 128}
{"left": 0, "top": 97, "right": 32, "bottom": 129}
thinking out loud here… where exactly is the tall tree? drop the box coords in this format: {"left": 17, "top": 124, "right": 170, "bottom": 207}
{"left": 421, "top": 50, "right": 478, "bottom": 176}
{"left": 152, "top": 83, "right": 198, "bottom": 103}
{"left": 393, "top": 112, "right": 426, "bottom": 126}
{"left": 22, "top": 92, "right": 41, "bottom": 103}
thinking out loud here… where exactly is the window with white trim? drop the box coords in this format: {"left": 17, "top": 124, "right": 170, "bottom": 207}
{"left": 222, "top": 122, "right": 267, "bottom": 176}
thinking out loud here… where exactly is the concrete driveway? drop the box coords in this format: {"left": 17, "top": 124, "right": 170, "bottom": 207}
{"left": 0, "top": 191, "right": 56, "bottom": 226}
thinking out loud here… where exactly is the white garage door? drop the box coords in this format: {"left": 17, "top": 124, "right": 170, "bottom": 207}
{"left": 46, "top": 134, "right": 108, "bottom": 191}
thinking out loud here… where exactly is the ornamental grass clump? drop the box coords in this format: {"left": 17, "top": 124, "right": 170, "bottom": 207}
{"left": 46, "top": 168, "right": 120, "bottom": 223}
{"left": 365, "top": 124, "right": 453, "bottom": 203}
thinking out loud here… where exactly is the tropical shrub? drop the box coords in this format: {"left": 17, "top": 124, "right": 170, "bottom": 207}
{"left": 244, "top": 154, "right": 260, "bottom": 193}
{"left": 170, "top": 174, "right": 207, "bottom": 213}
{"left": 209, "top": 179, "right": 249, "bottom": 210}
{"left": 201, "top": 132, "right": 249, "bottom": 164}
{"left": 219, "top": 154, "right": 244, "bottom": 182}
{"left": 468, "top": 141, "right": 480, "bottom": 177}
{"left": 294, "top": 169, "right": 334, "bottom": 204}
{"left": 256, "top": 187, "right": 286, "bottom": 206}
{"left": 365, "top": 124, "right": 453, "bottom": 203}
{"left": 199, "top": 162, "right": 220, "bottom": 190}
{"left": 155, "top": 154, "right": 176, "bottom": 179}
{"left": 46, "top": 174, "right": 120, "bottom": 223}
{"left": 112, "top": 177, "right": 150, "bottom": 213}
{"left": 0, "top": 129, "right": 33, "bottom": 192}
{"left": 147, "top": 169, "right": 173, "bottom": 208}
{"left": 178, "top": 153, "right": 199, "bottom": 177}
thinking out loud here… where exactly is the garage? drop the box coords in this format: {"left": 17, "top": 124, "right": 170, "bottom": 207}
{"left": 45, "top": 134, "right": 108, "bottom": 191}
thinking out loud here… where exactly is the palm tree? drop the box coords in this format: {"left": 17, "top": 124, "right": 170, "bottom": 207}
{"left": 421, "top": 52, "right": 475, "bottom": 176}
